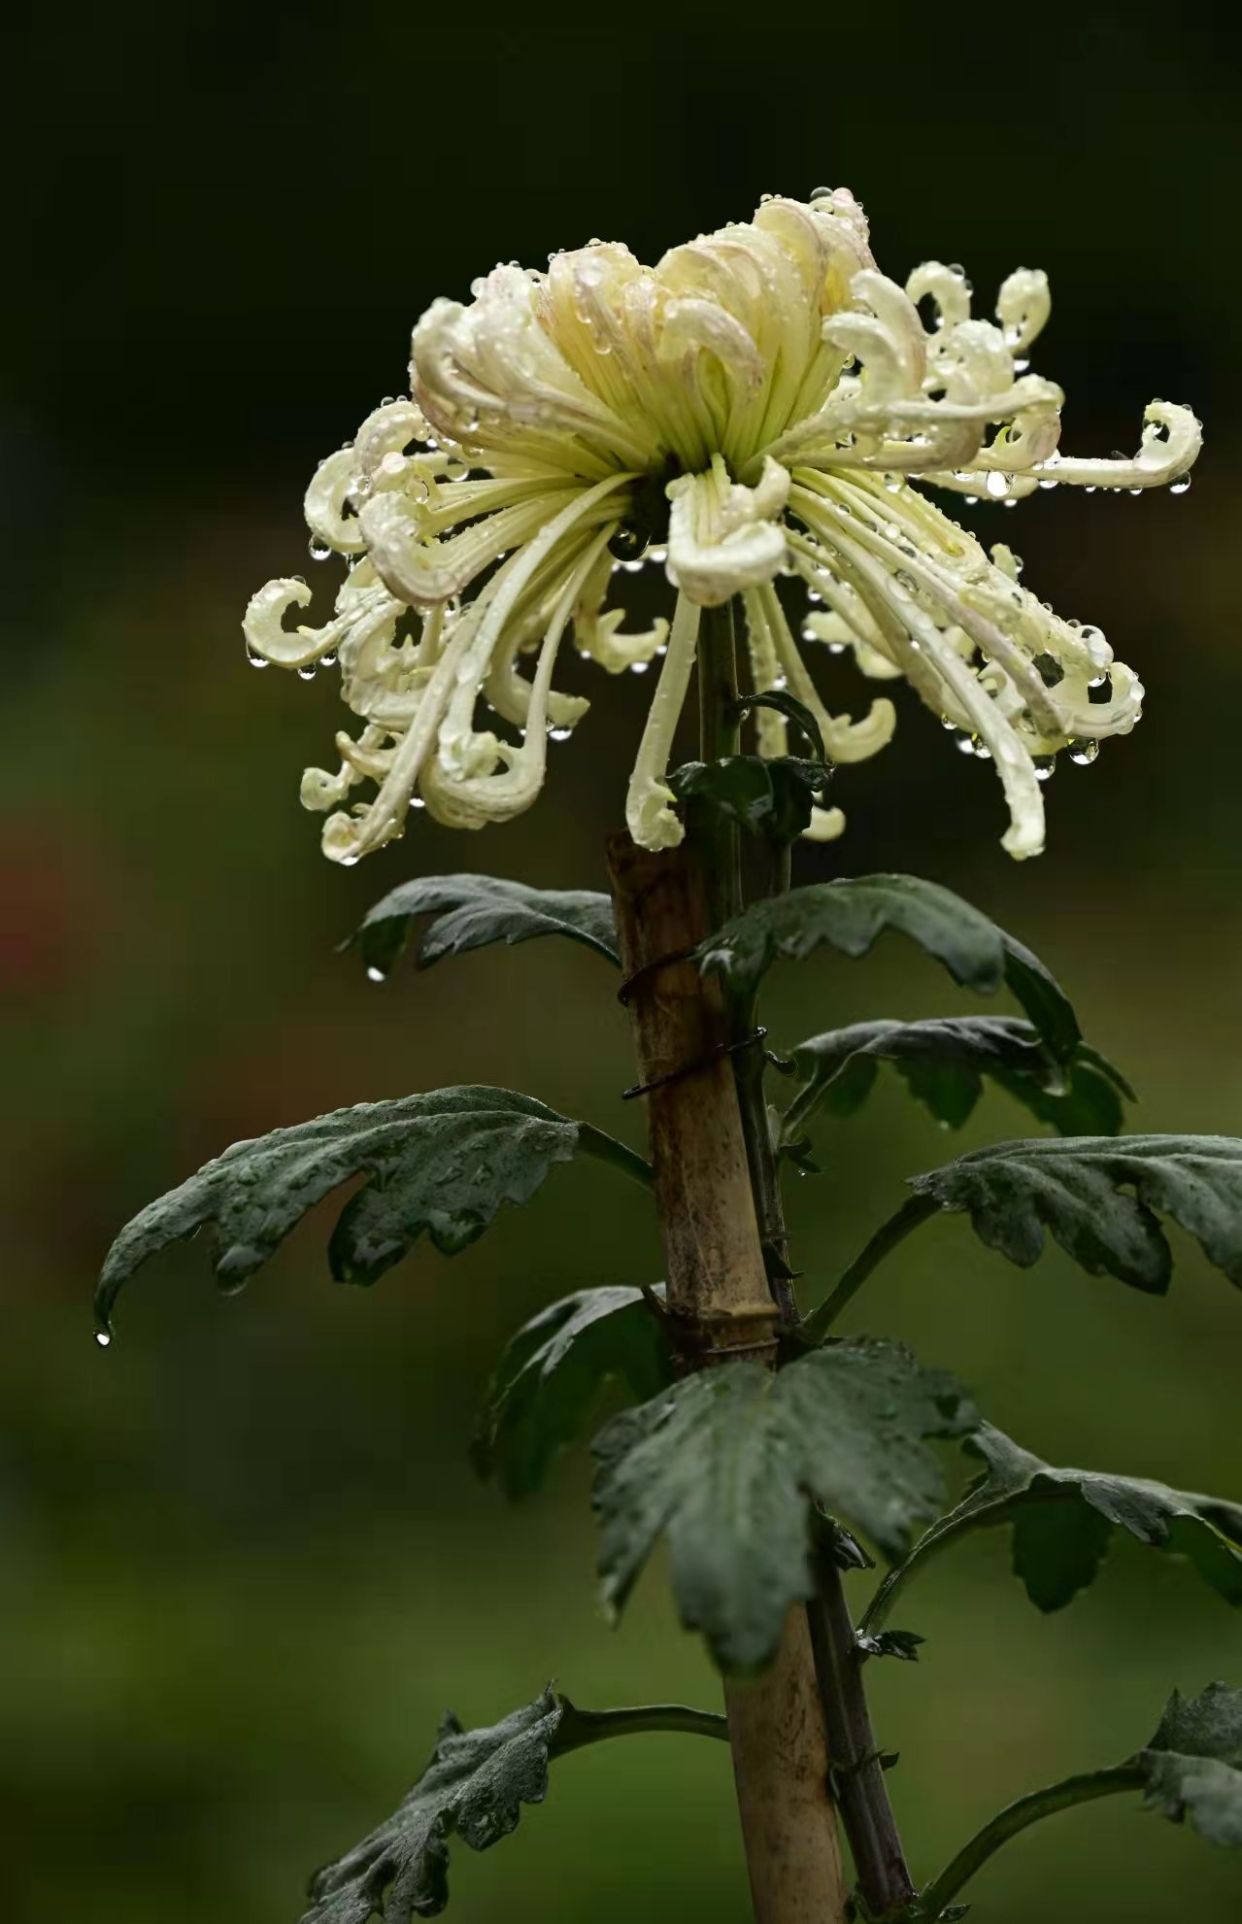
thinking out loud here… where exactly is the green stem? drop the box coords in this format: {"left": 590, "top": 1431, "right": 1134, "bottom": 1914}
{"left": 576, "top": 1122, "right": 655, "bottom": 1189}
{"left": 695, "top": 599, "right": 797, "bottom": 1323}
{"left": 801, "top": 1193, "right": 940, "bottom": 1344}
{"left": 914, "top": 1765, "right": 1146, "bottom": 1919}
{"left": 550, "top": 1698, "right": 729, "bottom": 1758}
{"left": 696, "top": 599, "right": 743, "bottom": 928}
{"left": 860, "top": 1496, "right": 1006, "bottom": 1637}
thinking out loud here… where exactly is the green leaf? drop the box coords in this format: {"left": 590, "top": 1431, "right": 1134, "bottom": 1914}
{"left": 95, "top": 1088, "right": 650, "bottom": 1335}
{"left": 698, "top": 874, "right": 1080, "bottom": 1060}
{"left": 302, "top": 1688, "right": 564, "bottom": 1922}
{"left": 351, "top": 874, "right": 619, "bottom": 981}
{"left": 669, "top": 755, "right": 833, "bottom": 846}
{"left": 1142, "top": 1683, "right": 1242, "bottom": 1845}
{"left": 301, "top": 1689, "right": 729, "bottom": 1922}
{"left": 592, "top": 1337, "right": 974, "bottom": 1672}
{"left": 907, "top": 1424, "right": 1242, "bottom": 1615}
{"left": 729, "top": 687, "right": 827, "bottom": 760}
{"left": 908, "top": 1134, "right": 1242, "bottom": 1295}
{"left": 782, "top": 1016, "right": 1131, "bottom": 1151}
{"left": 472, "top": 1287, "right": 673, "bottom": 1499}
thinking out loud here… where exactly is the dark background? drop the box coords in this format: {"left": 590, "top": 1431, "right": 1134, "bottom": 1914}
{"left": 6, "top": 9, "right": 1242, "bottom": 1920}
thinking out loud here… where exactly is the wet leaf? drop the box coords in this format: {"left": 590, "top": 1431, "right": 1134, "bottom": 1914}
{"left": 593, "top": 1338, "right": 973, "bottom": 1672}
{"left": 909, "top": 1134, "right": 1242, "bottom": 1294}
{"left": 473, "top": 1287, "right": 673, "bottom": 1499}
{"left": 302, "top": 1688, "right": 564, "bottom": 1922}
{"left": 699, "top": 875, "right": 1079, "bottom": 1060}
{"left": 351, "top": 874, "right": 618, "bottom": 980}
{"left": 95, "top": 1088, "right": 649, "bottom": 1334}
{"left": 783, "top": 1016, "right": 1130, "bottom": 1151}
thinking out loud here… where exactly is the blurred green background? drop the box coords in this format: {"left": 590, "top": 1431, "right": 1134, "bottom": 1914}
{"left": 6, "top": 9, "right": 1242, "bottom": 1920}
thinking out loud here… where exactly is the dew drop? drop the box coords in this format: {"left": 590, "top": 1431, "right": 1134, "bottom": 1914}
{"left": 1038, "top": 478, "right": 1058, "bottom": 491}
{"left": 366, "top": 965, "right": 386, "bottom": 983}
{"left": 409, "top": 796, "right": 426, "bottom": 810}
{"left": 246, "top": 647, "right": 269, "bottom": 669}
{"left": 1033, "top": 755, "right": 1056, "bottom": 782}
{"left": 321, "top": 651, "right": 338, "bottom": 669}
{"left": 827, "top": 642, "right": 846, "bottom": 656}
{"left": 1170, "top": 475, "right": 1193, "bottom": 495}
{"left": 308, "top": 537, "right": 333, "bottom": 561}
{"left": 297, "top": 665, "right": 317, "bottom": 681}
{"left": 964, "top": 495, "right": 979, "bottom": 507}
{"left": 1068, "top": 738, "right": 1100, "bottom": 765}
{"left": 630, "top": 661, "right": 650, "bottom": 675}
{"left": 985, "top": 471, "right": 1010, "bottom": 500}
{"left": 548, "top": 725, "right": 573, "bottom": 742}
{"left": 95, "top": 1329, "right": 112, "bottom": 1348}
{"left": 1084, "top": 485, "right": 1098, "bottom": 495}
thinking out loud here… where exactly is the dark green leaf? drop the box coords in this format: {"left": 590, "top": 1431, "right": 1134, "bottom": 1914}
{"left": 857, "top": 1629, "right": 924, "bottom": 1661}
{"left": 472, "top": 1287, "right": 673, "bottom": 1499}
{"left": 1141, "top": 1684, "right": 1242, "bottom": 1846}
{"left": 698, "top": 875, "right": 1079, "bottom": 1060}
{"left": 351, "top": 875, "right": 618, "bottom": 980}
{"left": 908, "top": 1134, "right": 1242, "bottom": 1295}
{"left": 941, "top": 1425, "right": 1242, "bottom": 1611}
{"left": 783, "top": 1017, "right": 1130, "bottom": 1151}
{"left": 303, "top": 1687, "right": 564, "bottom": 1922}
{"left": 96, "top": 1088, "right": 650, "bottom": 1334}
{"left": 592, "top": 1338, "right": 974, "bottom": 1671}
{"left": 729, "top": 687, "right": 828, "bottom": 761}
{"left": 669, "top": 755, "right": 833, "bottom": 846}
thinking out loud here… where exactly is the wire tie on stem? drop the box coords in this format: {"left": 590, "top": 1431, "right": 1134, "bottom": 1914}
{"left": 622, "top": 1028, "right": 769, "bottom": 1101}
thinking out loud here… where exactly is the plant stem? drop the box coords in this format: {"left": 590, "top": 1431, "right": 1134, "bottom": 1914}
{"left": 696, "top": 600, "right": 743, "bottom": 928}
{"left": 551, "top": 1699, "right": 729, "bottom": 1756}
{"left": 800, "top": 1194, "right": 940, "bottom": 1344}
{"left": 697, "top": 600, "right": 798, "bottom": 1325}
{"left": 688, "top": 595, "right": 916, "bottom": 1920}
{"left": 915, "top": 1765, "right": 1145, "bottom": 1918}
{"left": 807, "top": 1529, "right": 915, "bottom": 1915}
{"left": 575, "top": 1121, "right": 656, "bottom": 1190}
{"left": 858, "top": 1510, "right": 979, "bottom": 1638}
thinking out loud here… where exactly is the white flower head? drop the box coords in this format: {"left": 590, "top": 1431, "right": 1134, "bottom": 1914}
{"left": 245, "top": 188, "right": 1201, "bottom": 864}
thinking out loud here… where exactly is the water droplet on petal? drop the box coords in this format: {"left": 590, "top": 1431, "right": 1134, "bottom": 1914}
{"left": 297, "top": 665, "right": 317, "bottom": 681}
{"left": 309, "top": 537, "right": 333, "bottom": 561}
{"left": 366, "top": 965, "right": 386, "bottom": 983}
{"left": 95, "top": 1329, "right": 112, "bottom": 1348}
{"left": 1068, "top": 739, "right": 1100, "bottom": 765}
{"left": 1170, "top": 475, "right": 1192, "bottom": 495}
{"left": 246, "top": 648, "right": 269, "bottom": 669}
{"left": 630, "top": 661, "right": 650, "bottom": 675}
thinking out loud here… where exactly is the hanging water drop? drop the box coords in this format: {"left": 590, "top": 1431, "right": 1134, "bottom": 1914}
{"left": 95, "top": 1329, "right": 112, "bottom": 1348}
{"left": 308, "top": 536, "right": 332, "bottom": 561}
{"left": 1170, "top": 475, "right": 1192, "bottom": 495}
{"left": 630, "top": 660, "right": 650, "bottom": 675}
{"left": 1033, "top": 755, "right": 1056, "bottom": 782}
{"left": 366, "top": 965, "right": 387, "bottom": 984}
{"left": 548, "top": 725, "right": 573, "bottom": 742}
{"left": 297, "top": 665, "right": 317, "bottom": 681}
{"left": 985, "top": 471, "right": 1010, "bottom": 500}
{"left": 246, "top": 647, "right": 269, "bottom": 670}
{"left": 1068, "top": 739, "right": 1100, "bottom": 765}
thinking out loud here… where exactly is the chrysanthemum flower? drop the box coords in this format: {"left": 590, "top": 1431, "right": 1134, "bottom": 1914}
{"left": 244, "top": 188, "right": 1200, "bottom": 865}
